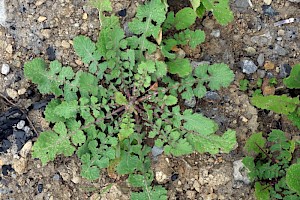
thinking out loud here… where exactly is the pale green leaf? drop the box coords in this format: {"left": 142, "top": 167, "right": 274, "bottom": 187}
{"left": 207, "top": 63, "right": 234, "bottom": 90}
{"left": 251, "top": 95, "right": 299, "bottom": 115}
{"left": 283, "top": 64, "right": 300, "bottom": 89}
{"left": 164, "top": 95, "right": 178, "bottom": 106}
{"left": 175, "top": 8, "right": 197, "bottom": 30}
{"left": 244, "top": 132, "right": 266, "bottom": 155}
{"left": 115, "top": 92, "right": 128, "bottom": 105}
{"left": 167, "top": 58, "right": 192, "bottom": 77}
{"left": 54, "top": 100, "right": 78, "bottom": 119}
{"left": 181, "top": 110, "right": 218, "bottom": 135}
{"left": 286, "top": 163, "right": 300, "bottom": 195}
{"left": 201, "top": 0, "right": 234, "bottom": 26}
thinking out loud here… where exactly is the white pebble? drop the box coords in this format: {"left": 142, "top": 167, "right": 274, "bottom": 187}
{"left": 17, "top": 120, "right": 26, "bottom": 129}
{"left": 1, "top": 63, "right": 10, "bottom": 75}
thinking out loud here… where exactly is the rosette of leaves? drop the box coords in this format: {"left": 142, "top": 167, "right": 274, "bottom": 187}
{"left": 24, "top": 0, "right": 236, "bottom": 199}
{"left": 251, "top": 64, "right": 300, "bottom": 129}
{"left": 243, "top": 130, "right": 300, "bottom": 200}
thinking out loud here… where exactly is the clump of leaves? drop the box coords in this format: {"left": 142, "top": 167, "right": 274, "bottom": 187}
{"left": 243, "top": 130, "right": 300, "bottom": 200}
{"left": 24, "top": 0, "right": 236, "bottom": 199}
{"left": 251, "top": 64, "right": 300, "bottom": 129}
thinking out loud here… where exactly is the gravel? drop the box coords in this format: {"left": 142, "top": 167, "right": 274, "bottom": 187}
{"left": 274, "top": 44, "right": 288, "bottom": 56}
{"left": 240, "top": 59, "right": 258, "bottom": 74}
{"left": 184, "top": 96, "right": 197, "bottom": 108}
{"left": 1, "top": 63, "right": 10, "bottom": 75}
{"left": 257, "top": 53, "right": 265, "bottom": 67}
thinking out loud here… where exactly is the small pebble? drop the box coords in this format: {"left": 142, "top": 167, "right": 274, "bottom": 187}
{"left": 46, "top": 46, "right": 56, "bottom": 61}
{"left": 244, "top": 47, "right": 256, "bottom": 55}
{"left": 37, "top": 16, "right": 47, "bottom": 22}
{"left": 264, "top": 61, "right": 275, "bottom": 70}
{"left": 171, "top": 173, "right": 179, "bottom": 181}
{"left": 263, "top": 0, "right": 272, "bottom": 5}
{"left": 61, "top": 40, "right": 70, "bottom": 48}
{"left": 257, "top": 69, "right": 266, "bottom": 78}
{"left": 17, "top": 120, "right": 26, "bottom": 129}
{"left": 257, "top": 53, "right": 265, "bottom": 67}
{"left": 274, "top": 44, "right": 288, "bottom": 56}
{"left": 118, "top": 9, "right": 127, "bottom": 17}
{"left": 82, "top": 13, "right": 88, "bottom": 20}
{"left": 23, "top": 126, "right": 31, "bottom": 134}
{"left": 37, "top": 184, "right": 43, "bottom": 193}
{"left": 5, "top": 44, "right": 13, "bottom": 54}
{"left": 17, "top": 88, "right": 26, "bottom": 95}
{"left": 279, "top": 64, "right": 291, "bottom": 78}
{"left": 184, "top": 96, "right": 196, "bottom": 108}
{"left": 278, "top": 29, "right": 285, "bottom": 36}
{"left": 240, "top": 59, "right": 258, "bottom": 74}
{"left": 53, "top": 174, "right": 60, "bottom": 181}
{"left": 6, "top": 88, "right": 18, "bottom": 99}
{"left": 152, "top": 146, "right": 164, "bottom": 157}
{"left": 211, "top": 29, "right": 220, "bottom": 38}
{"left": 1, "top": 63, "right": 10, "bottom": 75}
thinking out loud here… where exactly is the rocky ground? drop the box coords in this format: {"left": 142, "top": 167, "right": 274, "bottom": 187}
{"left": 0, "top": 0, "right": 299, "bottom": 199}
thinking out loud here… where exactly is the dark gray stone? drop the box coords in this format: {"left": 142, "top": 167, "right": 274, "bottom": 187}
{"left": 257, "top": 53, "right": 265, "bottom": 67}
{"left": 257, "top": 69, "right": 266, "bottom": 78}
{"left": 279, "top": 64, "right": 292, "bottom": 78}
{"left": 234, "top": 0, "right": 250, "bottom": 12}
{"left": 205, "top": 91, "right": 221, "bottom": 101}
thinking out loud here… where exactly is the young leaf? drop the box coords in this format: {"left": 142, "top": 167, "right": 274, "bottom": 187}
{"left": 242, "top": 156, "right": 257, "bottom": 181}
{"left": 244, "top": 132, "right": 266, "bottom": 155}
{"left": 187, "top": 129, "right": 236, "bottom": 154}
{"left": 164, "top": 95, "right": 178, "bottom": 106}
{"left": 167, "top": 58, "right": 192, "bottom": 77}
{"left": 207, "top": 63, "right": 235, "bottom": 90}
{"left": 181, "top": 110, "right": 218, "bottom": 135}
{"left": 174, "top": 29, "right": 205, "bottom": 49}
{"left": 54, "top": 100, "right": 79, "bottom": 119}
{"left": 32, "top": 122, "right": 75, "bottom": 165}
{"left": 251, "top": 95, "right": 299, "bottom": 115}
{"left": 73, "top": 36, "right": 100, "bottom": 64}
{"left": 283, "top": 64, "right": 300, "bottom": 89}
{"left": 115, "top": 92, "right": 128, "bottom": 105}
{"left": 286, "top": 163, "right": 300, "bottom": 195}
{"left": 255, "top": 182, "right": 270, "bottom": 200}
{"left": 174, "top": 7, "right": 197, "bottom": 30}
{"left": 131, "top": 186, "right": 167, "bottom": 200}
{"left": 201, "top": 0, "right": 234, "bottom": 26}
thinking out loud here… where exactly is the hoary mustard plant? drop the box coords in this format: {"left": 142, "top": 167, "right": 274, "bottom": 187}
{"left": 24, "top": 0, "right": 235, "bottom": 199}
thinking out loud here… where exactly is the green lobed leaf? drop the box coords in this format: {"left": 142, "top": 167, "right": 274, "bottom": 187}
{"left": 255, "top": 182, "right": 270, "bottom": 200}
{"left": 32, "top": 122, "right": 75, "bottom": 165}
{"left": 54, "top": 100, "right": 79, "bottom": 119}
{"left": 164, "top": 95, "right": 178, "bottom": 106}
{"left": 242, "top": 156, "right": 257, "bottom": 181}
{"left": 283, "top": 64, "right": 300, "bottom": 89}
{"left": 128, "top": 174, "right": 145, "bottom": 187}
{"left": 167, "top": 58, "right": 192, "bottom": 77}
{"left": 286, "top": 163, "right": 300, "bottom": 195}
{"left": 187, "top": 129, "right": 236, "bottom": 154}
{"left": 24, "top": 58, "right": 63, "bottom": 95}
{"left": 174, "top": 7, "right": 197, "bottom": 30}
{"left": 89, "top": 0, "right": 112, "bottom": 12}
{"left": 131, "top": 186, "right": 167, "bottom": 200}
{"left": 181, "top": 110, "right": 218, "bottom": 135}
{"left": 207, "top": 63, "right": 234, "bottom": 90}
{"left": 251, "top": 95, "right": 299, "bottom": 115}
{"left": 244, "top": 132, "right": 266, "bottom": 155}
{"left": 115, "top": 92, "right": 128, "bottom": 105}
{"left": 168, "top": 138, "right": 194, "bottom": 156}
{"left": 201, "top": 0, "right": 234, "bottom": 26}
{"left": 175, "top": 29, "right": 205, "bottom": 49}
{"left": 73, "top": 36, "right": 99, "bottom": 64}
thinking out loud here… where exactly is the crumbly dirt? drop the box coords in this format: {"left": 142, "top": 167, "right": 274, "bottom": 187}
{"left": 0, "top": 0, "right": 299, "bottom": 199}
